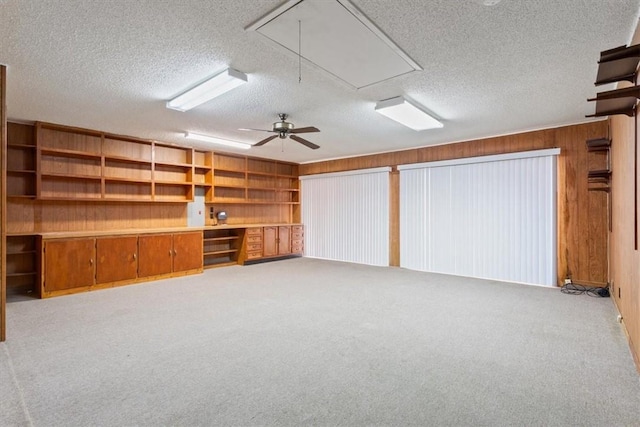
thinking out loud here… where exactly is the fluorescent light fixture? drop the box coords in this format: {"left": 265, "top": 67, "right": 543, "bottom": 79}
{"left": 167, "top": 68, "right": 248, "bottom": 111}
{"left": 374, "top": 96, "right": 443, "bottom": 131}
{"left": 185, "top": 132, "right": 251, "bottom": 150}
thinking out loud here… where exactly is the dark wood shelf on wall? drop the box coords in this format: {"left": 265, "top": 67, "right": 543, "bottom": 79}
{"left": 586, "top": 138, "right": 612, "bottom": 192}
{"left": 595, "top": 44, "right": 640, "bottom": 86}
{"left": 586, "top": 138, "right": 611, "bottom": 151}
{"left": 587, "top": 86, "right": 640, "bottom": 118}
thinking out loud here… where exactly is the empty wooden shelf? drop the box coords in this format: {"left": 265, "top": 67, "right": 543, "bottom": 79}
{"left": 595, "top": 44, "right": 640, "bottom": 86}
{"left": 586, "top": 86, "right": 640, "bottom": 118}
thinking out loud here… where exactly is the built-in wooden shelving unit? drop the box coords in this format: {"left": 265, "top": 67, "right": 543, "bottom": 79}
{"left": 203, "top": 228, "right": 244, "bottom": 268}
{"left": 33, "top": 122, "right": 213, "bottom": 202}
{"left": 5, "top": 235, "right": 38, "bottom": 296}
{"left": 212, "top": 152, "right": 300, "bottom": 224}
{"left": 6, "top": 138, "right": 36, "bottom": 199}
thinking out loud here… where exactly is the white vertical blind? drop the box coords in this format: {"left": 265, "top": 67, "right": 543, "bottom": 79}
{"left": 301, "top": 167, "right": 390, "bottom": 266}
{"left": 399, "top": 149, "right": 559, "bottom": 286}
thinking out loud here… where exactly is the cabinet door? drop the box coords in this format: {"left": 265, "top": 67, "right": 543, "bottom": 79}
{"left": 44, "top": 238, "right": 95, "bottom": 292}
{"left": 278, "top": 226, "right": 291, "bottom": 255}
{"left": 263, "top": 226, "right": 278, "bottom": 257}
{"left": 138, "top": 234, "right": 173, "bottom": 277}
{"left": 172, "top": 232, "right": 203, "bottom": 272}
{"left": 96, "top": 236, "right": 138, "bottom": 284}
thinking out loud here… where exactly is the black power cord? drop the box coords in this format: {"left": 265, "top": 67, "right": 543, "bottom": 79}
{"left": 561, "top": 283, "right": 610, "bottom": 297}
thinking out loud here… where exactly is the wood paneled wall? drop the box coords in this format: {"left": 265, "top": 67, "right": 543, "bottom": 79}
{"left": 1, "top": 65, "right": 7, "bottom": 341}
{"left": 608, "top": 25, "right": 640, "bottom": 370}
{"left": 300, "top": 122, "right": 610, "bottom": 287}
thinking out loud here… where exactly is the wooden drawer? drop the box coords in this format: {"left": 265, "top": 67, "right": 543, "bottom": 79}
{"left": 246, "top": 251, "right": 262, "bottom": 260}
{"left": 291, "top": 232, "right": 303, "bottom": 240}
{"left": 247, "top": 235, "right": 262, "bottom": 243}
{"left": 246, "top": 227, "right": 262, "bottom": 236}
{"left": 292, "top": 225, "right": 303, "bottom": 233}
{"left": 291, "top": 238, "right": 303, "bottom": 246}
{"left": 246, "top": 243, "right": 262, "bottom": 252}
{"left": 291, "top": 245, "right": 303, "bottom": 254}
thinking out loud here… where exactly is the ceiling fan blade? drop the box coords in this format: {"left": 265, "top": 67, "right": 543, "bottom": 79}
{"left": 239, "top": 128, "right": 274, "bottom": 133}
{"left": 290, "top": 126, "right": 320, "bottom": 134}
{"left": 290, "top": 135, "right": 320, "bottom": 150}
{"left": 253, "top": 134, "right": 279, "bottom": 146}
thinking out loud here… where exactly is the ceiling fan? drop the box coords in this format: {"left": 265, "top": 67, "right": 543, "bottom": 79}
{"left": 240, "top": 114, "right": 320, "bottom": 149}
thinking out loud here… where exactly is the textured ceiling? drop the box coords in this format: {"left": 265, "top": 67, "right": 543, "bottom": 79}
{"left": 1, "top": 0, "right": 639, "bottom": 164}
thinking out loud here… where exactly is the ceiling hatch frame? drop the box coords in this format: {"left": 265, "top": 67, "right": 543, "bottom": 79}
{"left": 245, "top": 0, "right": 423, "bottom": 90}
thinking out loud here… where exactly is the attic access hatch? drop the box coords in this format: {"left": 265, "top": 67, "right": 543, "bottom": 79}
{"left": 246, "top": 0, "right": 422, "bottom": 89}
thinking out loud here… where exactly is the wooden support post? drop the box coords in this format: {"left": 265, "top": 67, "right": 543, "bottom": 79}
{"left": 1, "top": 65, "right": 7, "bottom": 341}
{"left": 389, "top": 168, "right": 400, "bottom": 267}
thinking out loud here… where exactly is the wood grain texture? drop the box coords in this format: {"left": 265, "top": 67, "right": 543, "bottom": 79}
{"left": 96, "top": 236, "right": 138, "bottom": 284}
{"left": 43, "top": 238, "right": 96, "bottom": 292}
{"left": 606, "top": 22, "right": 640, "bottom": 372}
{"left": 300, "top": 122, "right": 609, "bottom": 286}
{"left": 610, "top": 96, "right": 640, "bottom": 372}
{"left": 389, "top": 170, "right": 400, "bottom": 267}
{"left": 138, "top": 234, "right": 173, "bottom": 277}
{"left": 1, "top": 65, "right": 6, "bottom": 341}
{"left": 172, "top": 231, "right": 203, "bottom": 272}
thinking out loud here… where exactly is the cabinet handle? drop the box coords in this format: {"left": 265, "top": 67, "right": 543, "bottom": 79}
{"left": 174, "top": 249, "right": 177, "bottom": 256}
{"left": 169, "top": 250, "right": 172, "bottom": 256}
{"left": 133, "top": 253, "right": 137, "bottom": 260}
{"left": 90, "top": 258, "right": 94, "bottom": 265}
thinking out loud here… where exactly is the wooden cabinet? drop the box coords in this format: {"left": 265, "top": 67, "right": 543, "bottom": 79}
{"left": 264, "top": 226, "right": 293, "bottom": 257}
{"left": 291, "top": 225, "right": 304, "bottom": 254}
{"left": 96, "top": 236, "right": 138, "bottom": 284}
{"left": 263, "top": 226, "right": 278, "bottom": 257}
{"left": 277, "top": 226, "right": 291, "bottom": 255}
{"left": 172, "top": 232, "right": 203, "bottom": 272}
{"left": 241, "top": 225, "right": 303, "bottom": 264}
{"left": 138, "top": 234, "right": 174, "bottom": 277}
{"left": 39, "top": 230, "right": 203, "bottom": 298}
{"left": 43, "top": 238, "right": 96, "bottom": 294}
{"left": 244, "top": 227, "right": 263, "bottom": 261}
{"left": 139, "top": 232, "right": 203, "bottom": 277}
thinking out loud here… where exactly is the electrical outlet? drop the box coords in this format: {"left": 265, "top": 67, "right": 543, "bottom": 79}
{"left": 564, "top": 278, "right": 572, "bottom": 285}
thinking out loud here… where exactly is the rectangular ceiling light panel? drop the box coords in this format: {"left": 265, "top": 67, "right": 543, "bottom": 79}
{"left": 375, "top": 97, "right": 443, "bottom": 131}
{"left": 167, "top": 68, "right": 247, "bottom": 112}
{"left": 185, "top": 132, "right": 251, "bottom": 150}
{"left": 246, "top": 0, "right": 421, "bottom": 89}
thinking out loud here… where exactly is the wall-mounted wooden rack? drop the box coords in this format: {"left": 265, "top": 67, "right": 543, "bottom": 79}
{"left": 595, "top": 44, "right": 640, "bottom": 86}
{"left": 586, "top": 86, "right": 640, "bottom": 118}
{"left": 588, "top": 44, "right": 640, "bottom": 118}
{"left": 586, "top": 138, "right": 611, "bottom": 192}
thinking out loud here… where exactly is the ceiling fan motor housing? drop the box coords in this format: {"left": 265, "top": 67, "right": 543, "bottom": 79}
{"left": 273, "top": 120, "right": 294, "bottom": 137}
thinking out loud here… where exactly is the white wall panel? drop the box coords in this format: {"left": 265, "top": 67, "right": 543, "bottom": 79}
{"left": 301, "top": 168, "right": 390, "bottom": 266}
{"left": 400, "top": 149, "right": 558, "bottom": 286}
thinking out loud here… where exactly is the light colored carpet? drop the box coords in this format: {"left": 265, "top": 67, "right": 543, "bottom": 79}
{"left": 1, "top": 257, "right": 639, "bottom": 426}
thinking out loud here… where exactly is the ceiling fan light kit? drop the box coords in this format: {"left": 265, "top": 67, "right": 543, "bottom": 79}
{"left": 375, "top": 96, "right": 443, "bottom": 131}
{"left": 167, "top": 68, "right": 248, "bottom": 112}
{"left": 184, "top": 132, "right": 251, "bottom": 150}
